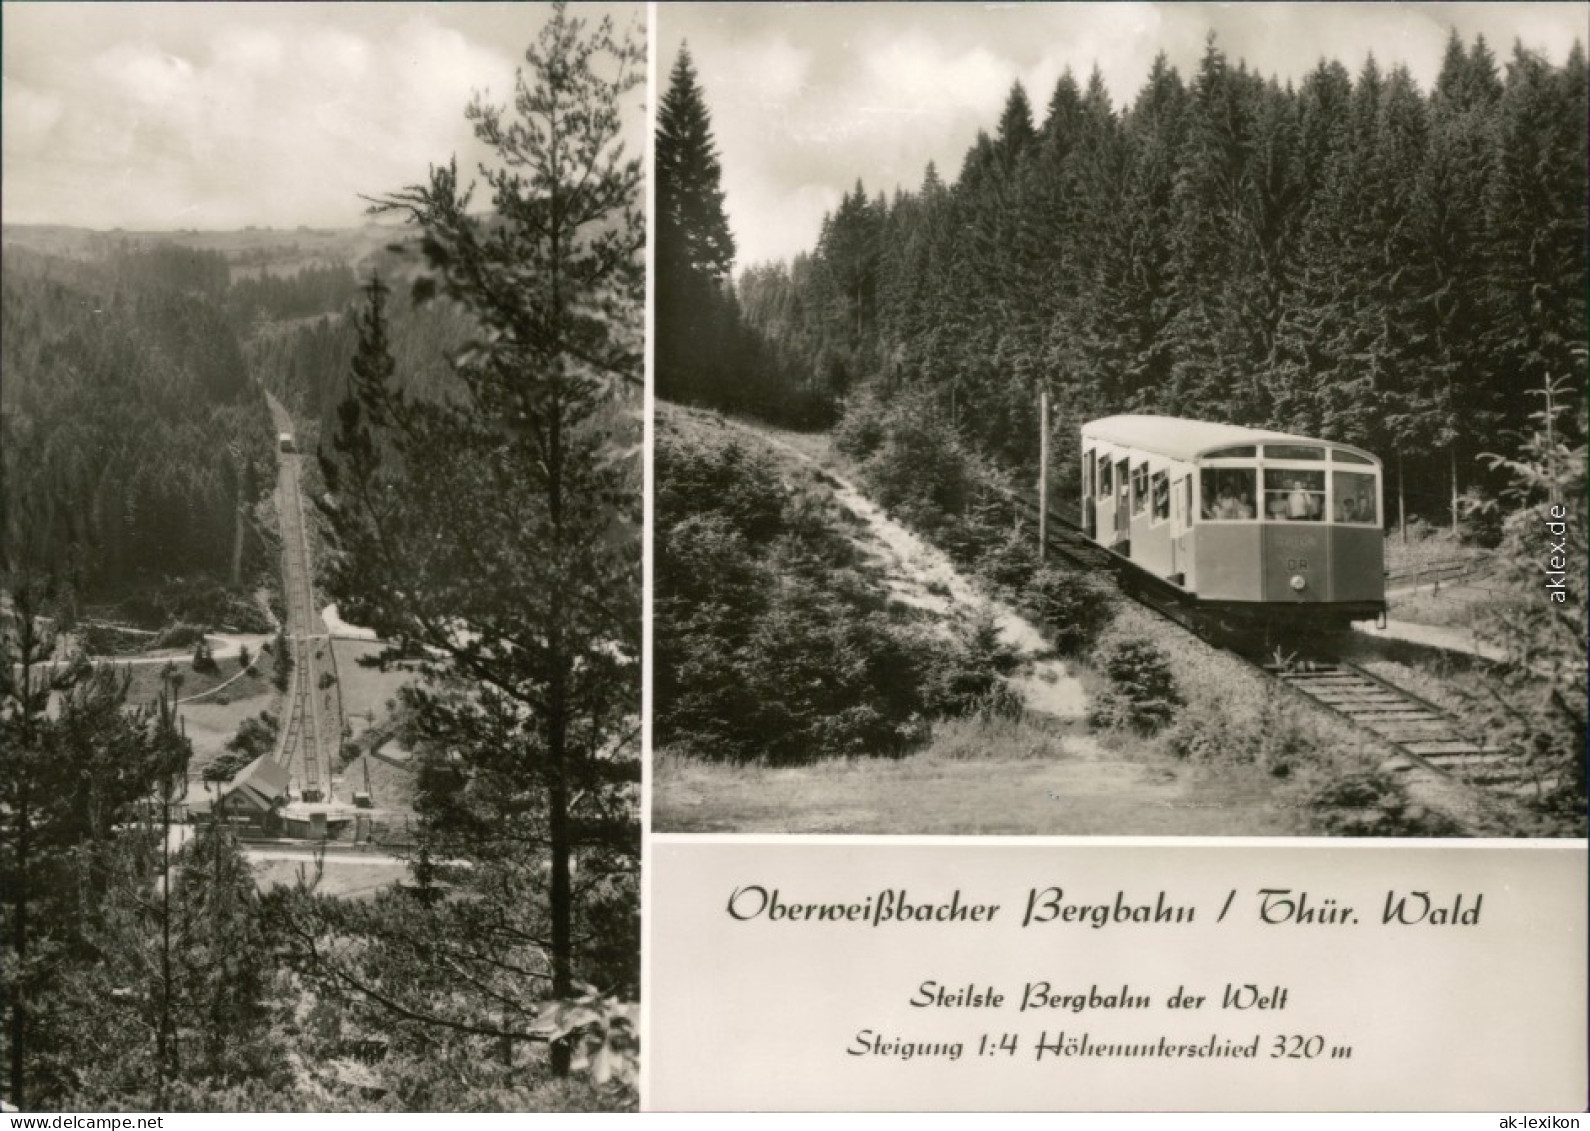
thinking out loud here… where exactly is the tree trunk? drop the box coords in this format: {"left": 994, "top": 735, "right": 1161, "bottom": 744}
{"left": 547, "top": 673, "right": 573, "bottom": 1078}
{"left": 158, "top": 784, "right": 174, "bottom": 1107}
{"left": 1449, "top": 445, "right": 1459, "bottom": 535}
{"left": 10, "top": 792, "right": 28, "bottom": 1111}
{"left": 1397, "top": 452, "right": 1407, "bottom": 544}
{"left": 232, "top": 474, "right": 246, "bottom": 587}
{"left": 1037, "top": 389, "right": 1049, "bottom": 563}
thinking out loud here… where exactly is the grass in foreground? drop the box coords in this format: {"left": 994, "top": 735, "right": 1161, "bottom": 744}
{"left": 653, "top": 712, "right": 1310, "bottom": 837}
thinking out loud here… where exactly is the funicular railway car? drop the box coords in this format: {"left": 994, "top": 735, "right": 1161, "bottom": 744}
{"left": 1081, "top": 415, "right": 1385, "bottom": 630}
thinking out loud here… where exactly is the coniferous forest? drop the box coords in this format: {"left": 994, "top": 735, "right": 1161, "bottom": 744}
{"left": 2, "top": 244, "right": 278, "bottom": 617}
{"left": 664, "top": 33, "right": 1587, "bottom": 526}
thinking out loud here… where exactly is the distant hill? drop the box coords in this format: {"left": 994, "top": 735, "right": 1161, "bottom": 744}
{"left": 0, "top": 221, "right": 422, "bottom": 281}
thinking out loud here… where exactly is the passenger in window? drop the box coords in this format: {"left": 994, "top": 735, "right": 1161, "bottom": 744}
{"left": 1281, "top": 476, "right": 1322, "bottom": 520}
{"left": 1235, "top": 491, "right": 1255, "bottom": 519}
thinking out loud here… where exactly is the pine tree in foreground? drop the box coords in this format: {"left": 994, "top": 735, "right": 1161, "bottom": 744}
{"left": 309, "top": 1, "right": 641, "bottom": 1094}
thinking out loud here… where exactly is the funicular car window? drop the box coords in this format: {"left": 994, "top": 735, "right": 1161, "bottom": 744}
{"left": 1151, "top": 470, "right": 1170, "bottom": 522}
{"left": 1131, "top": 464, "right": 1149, "bottom": 515}
{"left": 1098, "top": 456, "right": 1113, "bottom": 498}
{"left": 1205, "top": 445, "right": 1256, "bottom": 458}
{"left": 1264, "top": 468, "right": 1325, "bottom": 521}
{"left": 1182, "top": 477, "right": 1194, "bottom": 523}
{"left": 1333, "top": 449, "right": 1374, "bottom": 465}
{"left": 1264, "top": 444, "right": 1324, "bottom": 461}
{"left": 1333, "top": 470, "right": 1377, "bottom": 524}
{"left": 1201, "top": 467, "right": 1257, "bottom": 520}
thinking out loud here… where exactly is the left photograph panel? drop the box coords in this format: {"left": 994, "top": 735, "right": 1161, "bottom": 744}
{"left": 1, "top": 1, "right": 643, "bottom": 1111}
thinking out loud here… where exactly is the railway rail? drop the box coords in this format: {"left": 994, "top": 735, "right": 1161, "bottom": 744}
{"left": 266, "top": 393, "right": 343, "bottom": 804}
{"left": 1004, "top": 485, "right": 1527, "bottom": 811}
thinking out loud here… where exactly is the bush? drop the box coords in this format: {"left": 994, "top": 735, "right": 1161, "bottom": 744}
{"left": 1162, "top": 684, "right": 1317, "bottom": 778}
{"left": 1088, "top": 638, "right": 1182, "bottom": 735}
{"left": 273, "top": 630, "right": 293, "bottom": 692}
{"left": 833, "top": 394, "right": 888, "bottom": 462}
{"left": 191, "top": 637, "right": 219, "bottom": 673}
{"left": 203, "top": 749, "right": 255, "bottom": 783}
{"left": 154, "top": 621, "right": 207, "bottom": 650}
{"left": 1024, "top": 568, "right": 1117, "bottom": 658}
{"left": 975, "top": 526, "right": 1041, "bottom": 592}
{"left": 1456, "top": 486, "right": 1504, "bottom": 548}
{"left": 80, "top": 623, "right": 149, "bottom": 657}
{"left": 1404, "top": 516, "right": 1440, "bottom": 542}
{"left": 919, "top": 612, "right": 1022, "bottom": 720}
{"left": 1306, "top": 771, "right": 1464, "bottom": 837}
{"left": 656, "top": 414, "right": 1025, "bottom": 765}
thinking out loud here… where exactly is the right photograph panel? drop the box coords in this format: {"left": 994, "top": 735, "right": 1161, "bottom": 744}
{"left": 650, "top": 0, "right": 1588, "bottom": 841}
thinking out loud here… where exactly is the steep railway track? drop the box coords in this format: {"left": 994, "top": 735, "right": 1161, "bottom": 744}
{"left": 1003, "top": 485, "right": 1526, "bottom": 815}
{"left": 265, "top": 393, "right": 343, "bottom": 803}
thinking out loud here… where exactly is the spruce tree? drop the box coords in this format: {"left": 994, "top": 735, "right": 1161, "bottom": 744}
{"left": 656, "top": 45, "right": 737, "bottom": 404}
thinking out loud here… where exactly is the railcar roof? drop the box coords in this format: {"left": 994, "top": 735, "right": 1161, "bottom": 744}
{"left": 1083, "top": 415, "right": 1376, "bottom": 463}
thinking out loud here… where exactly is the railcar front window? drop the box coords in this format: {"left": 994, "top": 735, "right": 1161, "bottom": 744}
{"left": 1333, "top": 470, "right": 1378, "bottom": 525}
{"left": 1264, "top": 468, "right": 1325, "bottom": 521}
{"left": 1201, "top": 467, "right": 1257, "bottom": 520}
{"left": 1151, "top": 470, "right": 1170, "bottom": 522}
{"left": 1098, "top": 457, "right": 1113, "bottom": 499}
{"left": 1264, "top": 444, "right": 1324, "bottom": 461}
{"left": 1131, "top": 464, "right": 1149, "bottom": 515}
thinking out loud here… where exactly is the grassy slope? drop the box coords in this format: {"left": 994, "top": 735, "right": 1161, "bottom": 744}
{"left": 652, "top": 405, "right": 1351, "bottom": 836}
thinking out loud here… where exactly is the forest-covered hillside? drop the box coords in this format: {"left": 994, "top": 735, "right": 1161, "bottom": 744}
{"left": 674, "top": 34, "right": 1587, "bottom": 527}
{"left": 1, "top": 245, "right": 278, "bottom": 615}
{"left": 0, "top": 227, "right": 456, "bottom": 624}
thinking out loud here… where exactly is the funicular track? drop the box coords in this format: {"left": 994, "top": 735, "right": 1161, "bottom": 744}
{"left": 1002, "top": 485, "right": 1525, "bottom": 810}
{"left": 266, "top": 393, "right": 341, "bottom": 804}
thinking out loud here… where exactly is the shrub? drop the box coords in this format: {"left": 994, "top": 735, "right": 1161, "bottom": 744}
{"left": 1024, "top": 568, "right": 1117, "bottom": 658}
{"left": 192, "top": 638, "right": 219, "bottom": 674}
{"left": 153, "top": 621, "right": 207, "bottom": 650}
{"left": 833, "top": 394, "right": 887, "bottom": 462}
{"left": 273, "top": 630, "right": 293, "bottom": 692}
{"left": 1456, "top": 486, "right": 1504, "bottom": 548}
{"left": 975, "top": 526, "right": 1041, "bottom": 592}
{"left": 1088, "top": 638, "right": 1182, "bottom": 735}
{"left": 80, "top": 623, "right": 148, "bottom": 656}
{"left": 1306, "top": 771, "right": 1464, "bottom": 837}
{"left": 1162, "top": 684, "right": 1318, "bottom": 778}
{"left": 919, "top": 612, "right": 1021, "bottom": 719}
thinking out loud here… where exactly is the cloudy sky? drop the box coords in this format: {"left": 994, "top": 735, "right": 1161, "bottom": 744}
{"left": 661, "top": 2, "right": 1587, "bottom": 268}
{"left": 2, "top": 2, "right": 643, "bottom": 230}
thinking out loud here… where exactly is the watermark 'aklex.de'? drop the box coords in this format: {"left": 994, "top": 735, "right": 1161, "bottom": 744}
{"left": 1544, "top": 504, "right": 1571, "bottom": 603}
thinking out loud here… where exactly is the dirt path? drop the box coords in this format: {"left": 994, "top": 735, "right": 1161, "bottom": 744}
{"left": 725, "top": 418, "right": 1087, "bottom": 720}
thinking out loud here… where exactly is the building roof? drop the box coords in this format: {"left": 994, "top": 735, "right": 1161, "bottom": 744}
{"left": 1082, "top": 415, "right": 1378, "bottom": 464}
{"left": 221, "top": 754, "right": 290, "bottom": 811}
